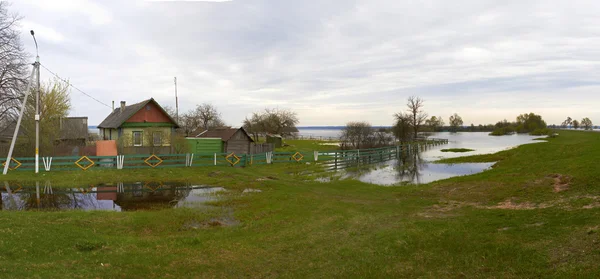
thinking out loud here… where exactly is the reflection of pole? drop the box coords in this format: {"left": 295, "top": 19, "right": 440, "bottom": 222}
{"left": 36, "top": 181, "right": 40, "bottom": 208}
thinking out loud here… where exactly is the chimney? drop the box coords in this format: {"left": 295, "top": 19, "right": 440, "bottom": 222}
{"left": 120, "top": 101, "right": 126, "bottom": 113}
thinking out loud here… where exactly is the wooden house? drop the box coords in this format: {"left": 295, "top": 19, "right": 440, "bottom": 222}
{"left": 97, "top": 98, "right": 179, "bottom": 154}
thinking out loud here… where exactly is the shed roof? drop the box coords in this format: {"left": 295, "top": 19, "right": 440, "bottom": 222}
{"left": 59, "top": 117, "right": 88, "bottom": 139}
{"left": 97, "top": 98, "right": 179, "bottom": 129}
{"left": 197, "top": 128, "right": 254, "bottom": 142}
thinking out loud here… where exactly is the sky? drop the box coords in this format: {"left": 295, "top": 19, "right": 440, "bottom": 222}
{"left": 9, "top": 0, "right": 600, "bottom": 126}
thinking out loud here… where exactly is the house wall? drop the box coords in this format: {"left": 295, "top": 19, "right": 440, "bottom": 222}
{"left": 225, "top": 129, "right": 251, "bottom": 154}
{"left": 125, "top": 102, "right": 172, "bottom": 124}
{"left": 101, "top": 128, "right": 120, "bottom": 141}
{"left": 119, "top": 127, "right": 172, "bottom": 147}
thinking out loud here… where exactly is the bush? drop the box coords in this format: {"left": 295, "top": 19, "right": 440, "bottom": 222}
{"left": 529, "top": 128, "right": 551, "bottom": 136}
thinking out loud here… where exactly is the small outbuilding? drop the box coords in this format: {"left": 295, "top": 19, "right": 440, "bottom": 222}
{"left": 195, "top": 127, "right": 254, "bottom": 154}
{"left": 266, "top": 134, "right": 283, "bottom": 148}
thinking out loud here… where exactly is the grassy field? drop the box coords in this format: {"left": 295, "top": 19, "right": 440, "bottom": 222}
{"left": 1, "top": 130, "right": 600, "bottom": 278}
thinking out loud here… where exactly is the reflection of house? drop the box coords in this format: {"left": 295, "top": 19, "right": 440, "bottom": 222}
{"left": 97, "top": 98, "right": 179, "bottom": 154}
{"left": 194, "top": 127, "right": 254, "bottom": 154}
{"left": 114, "top": 184, "right": 187, "bottom": 211}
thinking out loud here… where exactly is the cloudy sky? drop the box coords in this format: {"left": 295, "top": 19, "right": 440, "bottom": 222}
{"left": 10, "top": 0, "right": 600, "bottom": 126}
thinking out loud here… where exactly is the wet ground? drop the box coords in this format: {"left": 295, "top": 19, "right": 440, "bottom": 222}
{"left": 0, "top": 182, "right": 261, "bottom": 212}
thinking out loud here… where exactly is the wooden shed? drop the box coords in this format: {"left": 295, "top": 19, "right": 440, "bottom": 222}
{"left": 196, "top": 128, "right": 254, "bottom": 154}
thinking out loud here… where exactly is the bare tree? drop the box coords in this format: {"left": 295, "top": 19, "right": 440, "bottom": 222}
{"left": 561, "top": 117, "right": 572, "bottom": 128}
{"left": 340, "top": 121, "right": 374, "bottom": 149}
{"left": 581, "top": 118, "right": 592, "bottom": 130}
{"left": 393, "top": 112, "right": 412, "bottom": 143}
{"left": 0, "top": 3, "right": 29, "bottom": 130}
{"left": 242, "top": 108, "right": 299, "bottom": 138}
{"left": 572, "top": 119, "right": 579, "bottom": 129}
{"left": 406, "top": 96, "right": 428, "bottom": 139}
{"left": 195, "top": 103, "right": 225, "bottom": 130}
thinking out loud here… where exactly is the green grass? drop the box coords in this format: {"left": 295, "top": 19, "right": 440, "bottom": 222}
{"left": 1, "top": 131, "right": 600, "bottom": 278}
{"left": 440, "top": 148, "right": 475, "bottom": 152}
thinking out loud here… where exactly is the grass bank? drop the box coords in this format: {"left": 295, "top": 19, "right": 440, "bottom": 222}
{"left": 1, "top": 131, "right": 600, "bottom": 278}
{"left": 440, "top": 148, "right": 474, "bottom": 153}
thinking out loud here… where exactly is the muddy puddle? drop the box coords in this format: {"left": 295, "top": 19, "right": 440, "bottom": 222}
{"left": 1, "top": 182, "right": 261, "bottom": 212}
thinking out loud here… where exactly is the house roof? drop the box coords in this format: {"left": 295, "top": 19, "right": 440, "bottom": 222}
{"left": 97, "top": 98, "right": 179, "bottom": 129}
{"left": 197, "top": 127, "right": 254, "bottom": 142}
{"left": 59, "top": 117, "right": 88, "bottom": 140}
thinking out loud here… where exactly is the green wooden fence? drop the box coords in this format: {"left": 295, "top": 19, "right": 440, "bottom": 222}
{"left": 1, "top": 138, "right": 447, "bottom": 173}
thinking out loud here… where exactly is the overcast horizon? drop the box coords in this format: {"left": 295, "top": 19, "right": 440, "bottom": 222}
{"left": 11, "top": 0, "right": 600, "bottom": 126}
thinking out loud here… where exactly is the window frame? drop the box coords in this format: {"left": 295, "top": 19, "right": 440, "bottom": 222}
{"left": 133, "top": 131, "right": 143, "bottom": 147}
{"left": 152, "top": 131, "right": 163, "bottom": 146}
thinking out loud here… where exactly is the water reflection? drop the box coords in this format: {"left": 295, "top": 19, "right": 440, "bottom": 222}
{"left": 1, "top": 182, "right": 228, "bottom": 211}
{"left": 347, "top": 151, "right": 494, "bottom": 185}
{"left": 341, "top": 132, "right": 539, "bottom": 185}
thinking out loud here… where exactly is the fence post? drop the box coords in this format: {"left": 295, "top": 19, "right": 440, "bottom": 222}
{"left": 314, "top": 151, "right": 319, "bottom": 161}
{"left": 42, "top": 157, "right": 52, "bottom": 171}
{"left": 116, "top": 155, "right": 124, "bottom": 170}
{"left": 334, "top": 152, "right": 338, "bottom": 169}
{"left": 214, "top": 153, "right": 217, "bottom": 166}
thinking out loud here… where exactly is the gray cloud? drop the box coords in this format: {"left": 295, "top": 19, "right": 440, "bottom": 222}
{"left": 10, "top": 0, "right": 600, "bottom": 126}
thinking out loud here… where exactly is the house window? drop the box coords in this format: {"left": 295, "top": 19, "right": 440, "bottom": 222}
{"left": 153, "top": 131, "right": 162, "bottom": 146}
{"left": 133, "top": 131, "right": 142, "bottom": 146}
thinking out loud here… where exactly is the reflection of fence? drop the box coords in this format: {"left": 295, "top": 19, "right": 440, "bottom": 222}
{"left": 1, "top": 138, "right": 447, "bottom": 173}
{"left": 317, "top": 139, "right": 448, "bottom": 170}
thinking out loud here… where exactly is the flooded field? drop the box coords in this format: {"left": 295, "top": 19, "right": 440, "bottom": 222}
{"left": 345, "top": 132, "right": 543, "bottom": 185}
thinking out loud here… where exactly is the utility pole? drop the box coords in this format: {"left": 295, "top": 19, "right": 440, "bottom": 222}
{"left": 2, "top": 42, "right": 38, "bottom": 175}
{"left": 174, "top": 77, "right": 179, "bottom": 123}
{"left": 32, "top": 30, "right": 40, "bottom": 174}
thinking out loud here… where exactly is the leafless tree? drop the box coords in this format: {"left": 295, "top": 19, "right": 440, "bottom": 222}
{"left": 195, "top": 103, "right": 225, "bottom": 130}
{"left": 406, "top": 96, "right": 428, "bottom": 139}
{"left": 340, "top": 121, "right": 374, "bottom": 149}
{"left": 0, "top": 3, "right": 29, "bottom": 130}
{"left": 242, "top": 108, "right": 299, "bottom": 138}
{"left": 393, "top": 112, "right": 412, "bottom": 143}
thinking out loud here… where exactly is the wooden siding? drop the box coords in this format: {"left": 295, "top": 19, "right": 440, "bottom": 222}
{"left": 187, "top": 138, "right": 223, "bottom": 153}
{"left": 224, "top": 129, "right": 252, "bottom": 154}
{"left": 101, "top": 128, "right": 119, "bottom": 141}
{"left": 125, "top": 102, "right": 173, "bottom": 124}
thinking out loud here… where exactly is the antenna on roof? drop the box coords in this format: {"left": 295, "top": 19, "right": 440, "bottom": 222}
{"left": 174, "top": 77, "right": 179, "bottom": 124}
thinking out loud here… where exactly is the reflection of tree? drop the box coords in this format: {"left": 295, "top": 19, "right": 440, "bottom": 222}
{"left": 23, "top": 191, "right": 73, "bottom": 210}
{"left": 395, "top": 149, "right": 428, "bottom": 184}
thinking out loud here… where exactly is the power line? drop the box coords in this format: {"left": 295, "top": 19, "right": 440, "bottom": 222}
{"left": 39, "top": 63, "right": 112, "bottom": 109}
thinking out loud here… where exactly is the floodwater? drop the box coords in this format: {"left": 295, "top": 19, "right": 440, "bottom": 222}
{"left": 348, "top": 132, "right": 543, "bottom": 185}
{"left": 0, "top": 182, "right": 260, "bottom": 211}
{"left": 421, "top": 132, "right": 542, "bottom": 161}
